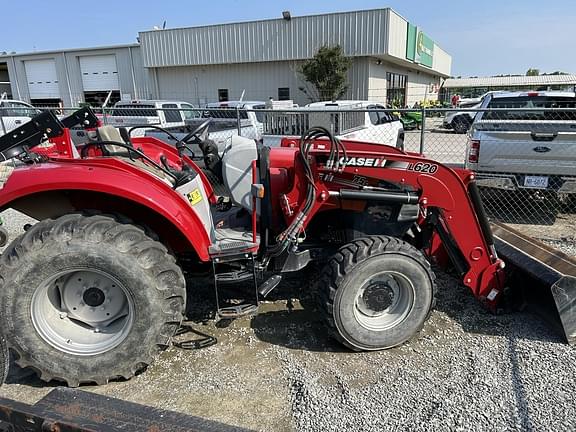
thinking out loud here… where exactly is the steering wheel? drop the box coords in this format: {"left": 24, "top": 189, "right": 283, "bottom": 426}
{"left": 176, "top": 118, "right": 213, "bottom": 150}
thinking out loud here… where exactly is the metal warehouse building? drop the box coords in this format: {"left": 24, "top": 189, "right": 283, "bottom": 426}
{"left": 441, "top": 74, "right": 576, "bottom": 100}
{"left": 0, "top": 8, "right": 451, "bottom": 107}
{"left": 0, "top": 44, "right": 150, "bottom": 107}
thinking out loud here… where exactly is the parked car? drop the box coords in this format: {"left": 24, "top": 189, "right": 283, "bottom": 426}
{"left": 0, "top": 99, "right": 41, "bottom": 136}
{"left": 443, "top": 98, "right": 482, "bottom": 134}
{"left": 466, "top": 90, "right": 576, "bottom": 223}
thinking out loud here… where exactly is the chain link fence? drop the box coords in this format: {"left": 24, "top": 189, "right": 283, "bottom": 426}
{"left": 1, "top": 103, "right": 574, "bottom": 249}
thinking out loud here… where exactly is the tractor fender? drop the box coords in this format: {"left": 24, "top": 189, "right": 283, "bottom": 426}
{"left": 0, "top": 162, "right": 212, "bottom": 261}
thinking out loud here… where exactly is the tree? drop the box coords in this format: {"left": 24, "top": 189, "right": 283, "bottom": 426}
{"left": 526, "top": 68, "right": 540, "bottom": 76}
{"left": 299, "top": 45, "right": 352, "bottom": 102}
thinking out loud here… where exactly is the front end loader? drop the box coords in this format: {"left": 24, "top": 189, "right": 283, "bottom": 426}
{"left": 0, "top": 108, "right": 573, "bottom": 386}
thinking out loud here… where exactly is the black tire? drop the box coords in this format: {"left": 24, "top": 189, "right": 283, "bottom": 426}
{"left": 318, "top": 236, "right": 436, "bottom": 351}
{"left": 0, "top": 214, "right": 186, "bottom": 386}
{"left": 0, "top": 336, "right": 8, "bottom": 386}
{"left": 452, "top": 116, "right": 471, "bottom": 134}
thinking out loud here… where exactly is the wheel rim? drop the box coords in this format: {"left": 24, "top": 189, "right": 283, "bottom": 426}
{"left": 353, "top": 271, "right": 415, "bottom": 331}
{"left": 31, "top": 269, "right": 134, "bottom": 356}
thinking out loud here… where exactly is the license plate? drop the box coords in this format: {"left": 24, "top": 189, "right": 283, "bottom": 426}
{"left": 524, "top": 175, "right": 549, "bottom": 188}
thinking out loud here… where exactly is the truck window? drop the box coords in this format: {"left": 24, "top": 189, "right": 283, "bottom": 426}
{"left": 367, "top": 105, "right": 392, "bottom": 125}
{"left": 484, "top": 96, "right": 576, "bottom": 121}
{"left": 181, "top": 103, "right": 198, "bottom": 120}
{"left": 203, "top": 107, "right": 248, "bottom": 120}
{"left": 4, "top": 102, "right": 39, "bottom": 117}
{"left": 113, "top": 105, "right": 158, "bottom": 117}
{"left": 162, "top": 104, "right": 181, "bottom": 123}
{"left": 252, "top": 104, "right": 266, "bottom": 123}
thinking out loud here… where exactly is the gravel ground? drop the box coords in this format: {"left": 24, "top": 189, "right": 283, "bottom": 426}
{"left": 0, "top": 208, "right": 575, "bottom": 431}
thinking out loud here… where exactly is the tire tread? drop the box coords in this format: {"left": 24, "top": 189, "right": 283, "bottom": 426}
{"left": 0, "top": 214, "right": 185, "bottom": 386}
{"left": 318, "top": 235, "right": 437, "bottom": 351}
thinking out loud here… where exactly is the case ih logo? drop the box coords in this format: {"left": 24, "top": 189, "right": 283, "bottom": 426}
{"left": 338, "top": 157, "right": 387, "bottom": 167}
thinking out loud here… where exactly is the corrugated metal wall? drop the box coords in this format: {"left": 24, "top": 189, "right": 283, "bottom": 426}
{"left": 4, "top": 46, "right": 151, "bottom": 106}
{"left": 2, "top": 8, "right": 451, "bottom": 106}
{"left": 153, "top": 57, "right": 369, "bottom": 106}
{"left": 140, "top": 9, "right": 391, "bottom": 67}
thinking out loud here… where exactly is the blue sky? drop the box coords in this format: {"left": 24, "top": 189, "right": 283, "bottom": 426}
{"left": 1, "top": 0, "right": 574, "bottom": 77}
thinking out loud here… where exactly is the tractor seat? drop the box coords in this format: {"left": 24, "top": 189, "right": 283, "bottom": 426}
{"left": 91, "top": 125, "right": 133, "bottom": 155}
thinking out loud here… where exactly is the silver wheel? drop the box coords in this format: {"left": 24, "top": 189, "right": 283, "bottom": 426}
{"left": 353, "top": 271, "right": 415, "bottom": 331}
{"left": 31, "top": 269, "right": 134, "bottom": 356}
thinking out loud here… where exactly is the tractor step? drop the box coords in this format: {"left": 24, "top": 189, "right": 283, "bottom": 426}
{"left": 209, "top": 240, "right": 258, "bottom": 257}
{"left": 217, "top": 303, "right": 258, "bottom": 319}
{"left": 215, "top": 269, "right": 254, "bottom": 284}
{"left": 258, "top": 275, "right": 283, "bottom": 297}
{"left": 212, "top": 253, "right": 260, "bottom": 321}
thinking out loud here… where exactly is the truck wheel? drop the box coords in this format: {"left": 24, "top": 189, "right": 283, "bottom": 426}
{"left": 318, "top": 236, "right": 435, "bottom": 350}
{"left": 452, "top": 116, "right": 471, "bottom": 134}
{"left": 0, "top": 214, "right": 186, "bottom": 386}
{"left": 0, "top": 336, "right": 8, "bottom": 385}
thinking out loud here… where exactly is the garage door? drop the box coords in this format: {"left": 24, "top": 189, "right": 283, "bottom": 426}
{"left": 79, "top": 55, "right": 119, "bottom": 91}
{"left": 25, "top": 59, "right": 60, "bottom": 99}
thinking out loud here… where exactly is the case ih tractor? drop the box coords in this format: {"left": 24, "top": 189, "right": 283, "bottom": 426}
{"left": 0, "top": 108, "right": 573, "bottom": 387}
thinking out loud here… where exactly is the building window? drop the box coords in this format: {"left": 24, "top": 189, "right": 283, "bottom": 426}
{"left": 83, "top": 90, "right": 120, "bottom": 107}
{"left": 29, "top": 98, "right": 63, "bottom": 109}
{"left": 278, "top": 87, "right": 290, "bottom": 100}
{"left": 386, "top": 73, "right": 407, "bottom": 107}
{"left": 218, "top": 89, "right": 229, "bottom": 102}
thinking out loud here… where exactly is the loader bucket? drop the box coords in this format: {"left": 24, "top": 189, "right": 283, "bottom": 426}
{"left": 491, "top": 221, "right": 576, "bottom": 344}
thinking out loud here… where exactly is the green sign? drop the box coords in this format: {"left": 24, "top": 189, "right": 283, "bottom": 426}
{"left": 406, "top": 24, "right": 434, "bottom": 68}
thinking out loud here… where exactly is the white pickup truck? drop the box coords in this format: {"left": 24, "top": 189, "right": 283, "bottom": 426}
{"left": 0, "top": 100, "right": 41, "bottom": 137}
{"left": 146, "top": 100, "right": 405, "bottom": 153}
{"left": 466, "top": 91, "right": 576, "bottom": 222}
{"left": 104, "top": 100, "right": 200, "bottom": 134}
{"left": 262, "top": 100, "right": 405, "bottom": 149}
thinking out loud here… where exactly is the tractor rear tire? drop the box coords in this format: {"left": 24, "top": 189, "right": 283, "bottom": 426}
{"left": 0, "top": 214, "right": 186, "bottom": 387}
{"left": 318, "top": 236, "right": 436, "bottom": 351}
{"left": 0, "top": 336, "right": 8, "bottom": 386}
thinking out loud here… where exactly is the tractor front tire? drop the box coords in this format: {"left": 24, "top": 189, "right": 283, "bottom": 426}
{"left": 319, "top": 236, "right": 436, "bottom": 351}
{"left": 0, "top": 214, "right": 186, "bottom": 386}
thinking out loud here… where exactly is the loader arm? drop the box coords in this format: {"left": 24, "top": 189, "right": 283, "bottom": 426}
{"left": 277, "top": 138, "right": 506, "bottom": 309}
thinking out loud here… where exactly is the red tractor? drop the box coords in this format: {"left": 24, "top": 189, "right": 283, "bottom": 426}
{"left": 0, "top": 108, "right": 573, "bottom": 387}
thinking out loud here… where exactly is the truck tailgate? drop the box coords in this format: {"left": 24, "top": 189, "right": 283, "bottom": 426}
{"left": 475, "top": 121, "right": 576, "bottom": 176}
